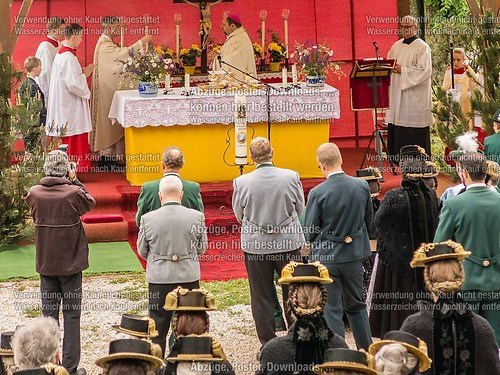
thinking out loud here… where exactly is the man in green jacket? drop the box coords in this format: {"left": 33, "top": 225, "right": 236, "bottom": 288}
{"left": 484, "top": 109, "right": 500, "bottom": 163}
{"left": 136, "top": 146, "right": 203, "bottom": 226}
{"left": 434, "top": 151, "right": 500, "bottom": 345}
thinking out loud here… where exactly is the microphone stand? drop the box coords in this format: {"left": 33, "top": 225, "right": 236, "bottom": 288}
{"left": 218, "top": 57, "right": 282, "bottom": 141}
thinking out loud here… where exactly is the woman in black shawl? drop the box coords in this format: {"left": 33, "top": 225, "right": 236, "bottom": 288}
{"left": 369, "top": 145, "right": 439, "bottom": 338}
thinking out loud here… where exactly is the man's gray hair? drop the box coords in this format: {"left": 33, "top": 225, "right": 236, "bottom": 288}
{"left": 162, "top": 146, "right": 184, "bottom": 170}
{"left": 102, "top": 16, "right": 121, "bottom": 29}
{"left": 43, "top": 150, "right": 69, "bottom": 177}
{"left": 13, "top": 317, "right": 61, "bottom": 370}
{"left": 159, "top": 175, "right": 183, "bottom": 196}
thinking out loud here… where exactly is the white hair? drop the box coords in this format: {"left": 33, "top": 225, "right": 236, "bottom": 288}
{"left": 374, "top": 343, "right": 418, "bottom": 375}
{"left": 159, "top": 175, "right": 183, "bottom": 196}
{"left": 13, "top": 317, "right": 61, "bottom": 370}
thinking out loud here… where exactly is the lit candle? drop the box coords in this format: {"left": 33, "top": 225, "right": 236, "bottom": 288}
{"left": 165, "top": 74, "right": 171, "bottom": 90}
{"left": 144, "top": 15, "right": 149, "bottom": 52}
{"left": 174, "top": 14, "right": 182, "bottom": 64}
{"left": 291, "top": 64, "right": 297, "bottom": 84}
{"left": 120, "top": 24, "right": 124, "bottom": 47}
{"left": 282, "top": 67, "right": 287, "bottom": 87}
{"left": 282, "top": 9, "right": 290, "bottom": 58}
{"left": 184, "top": 73, "right": 190, "bottom": 91}
{"left": 260, "top": 10, "right": 267, "bottom": 60}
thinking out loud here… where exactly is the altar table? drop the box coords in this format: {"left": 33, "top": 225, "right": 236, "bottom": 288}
{"left": 108, "top": 84, "right": 340, "bottom": 185}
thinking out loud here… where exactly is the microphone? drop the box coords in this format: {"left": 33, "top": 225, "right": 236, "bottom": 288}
{"left": 217, "top": 55, "right": 222, "bottom": 64}
{"left": 373, "top": 41, "right": 379, "bottom": 50}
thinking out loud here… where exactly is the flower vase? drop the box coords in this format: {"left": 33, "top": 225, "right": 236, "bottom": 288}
{"left": 269, "top": 61, "right": 281, "bottom": 72}
{"left": 138, "top": 81, "right": 158, "bottom": 97}
{"left": 305, "top": 75, "right": 325, "bottom": 88}
{"left": 184, "top": 66, "right": 196, "bottom": 75}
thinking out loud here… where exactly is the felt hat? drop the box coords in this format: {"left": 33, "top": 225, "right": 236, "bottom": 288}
{"left": 95, "top": 339, "right": 164, "bottom": 369}
{"left": 315, "top": 348, "right": 376, "bottom": 374}
{"left": 226, "top": 11, "right": 241, "bottom": 24}
{"left": 111, "top": 314, "right": 159, "bottom": 338}
{"left": 491, "top": 109, "right": 500, "bottom": 123}
{"left": 278, "top": 261, "right": 333, "bottom": 284}
{"left": 399, "top": 145, "right": 429, "bottom": 159}
{"left": 163, "top": 287, "right": 215, "bottom": 311}
{"left": 355, "top": 167, "right": 382, "bottom": 181}
{"left": 0, "top": 331, "right": 14, "bottom": 356}
{"left": 422, "top": 161, "right": 439, "bottom": 178}
{"left": 368, "top": 331, "right": 432, "bottom": 372}
{"left": 486, "top": 160, "right": 500, "bottom": 180}
{"left": 166, "top": 336, "right": 224, "bottom": 362}
{"left": 410, "top": 240, "right": 471, "bottom": 268}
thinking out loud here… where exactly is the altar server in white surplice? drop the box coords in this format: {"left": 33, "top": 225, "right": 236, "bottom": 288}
{"left": 35, "top": 16, "right": 66, "bottom": 107}
{"left": 46, "top": 23, "right": 94, "bottom": 172}
{"left": 213, "top": 11, "right": 257, "bottom": 82}
{"left": 386, "top": 15, "right": 433, "bottom": 159}
{"left": 91, "top": 16, "right": 152, "bottom": 161}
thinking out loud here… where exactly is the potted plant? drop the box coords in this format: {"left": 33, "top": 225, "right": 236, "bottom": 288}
{"left": 180, "top": 44, "right": 202, "bottom": 74}
{"left": 267, "top": 42, "right": 285, "bottom": 72}
{"left": 118, "top": 48, "right": 174, "bottom": 97}
{"left": 291, "top": 41, "right": 344, "bottom": 87}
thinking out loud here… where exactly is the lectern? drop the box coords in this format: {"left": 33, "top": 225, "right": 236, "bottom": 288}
{"left": 350, "top": 58, "right": 395, "bottom": 180}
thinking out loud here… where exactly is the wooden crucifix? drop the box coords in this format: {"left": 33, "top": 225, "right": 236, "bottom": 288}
{"left": 175, "top": 0, "right": 233, "bottom": 73}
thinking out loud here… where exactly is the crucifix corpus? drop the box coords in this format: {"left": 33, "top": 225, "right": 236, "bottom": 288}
{"left": 176, "top": 0, "right": 233, "bottom": 73}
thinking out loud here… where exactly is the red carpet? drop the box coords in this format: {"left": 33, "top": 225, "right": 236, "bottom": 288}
{"left": 80, "top": 148, "right": 410, "bottom": 281}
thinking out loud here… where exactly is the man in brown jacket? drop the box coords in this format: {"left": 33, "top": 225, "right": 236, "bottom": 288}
{"left": 25, "top": 150, "right": 96, "bottom": 375}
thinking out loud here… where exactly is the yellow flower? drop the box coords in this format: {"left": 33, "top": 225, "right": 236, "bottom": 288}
{"left": 180, "top": 48, "right": 190, "bottom": 56}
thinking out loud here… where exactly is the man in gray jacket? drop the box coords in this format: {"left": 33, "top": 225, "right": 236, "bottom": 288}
{"left": 232, "top": 137, "right": 305, "bottom": 347}
{"left": 137, "top": 175, "right": 207, "bottom": 357}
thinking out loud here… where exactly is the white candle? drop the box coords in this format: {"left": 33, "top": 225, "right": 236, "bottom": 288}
{"left": 165, "top": 74, "right": 171, "bottom": 90}
{"left": 292, "top": 64, "right": 297, "bottom": 83}
{"left": 282, "top": 68, "right": 287, "bottom": 86}
{"left": 120, "top": 25, "right": 124, "bottom": 47}
{"left": 261, "top": 20, "right": 265, "bottom": 59}
{"left": 144, "top": 22, "right": 149, "bottom": 51}
{"left": 184, "top": 73, "right": 190, "bottom": 91}
{"left": 284, "top": 19, "right": 289, "bottom": 58}
{"left": 176, "top": 24, "right": 180, "bottom": 63}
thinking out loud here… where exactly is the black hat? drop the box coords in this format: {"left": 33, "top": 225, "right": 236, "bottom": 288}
{"left": 0, "top": 331, "right": 14, "bottom": 356}
{"left": 316, "top": 348, "right": 376, "bottom": 374}
{"left": 369, "top": 331, "right": 431, "bottom": 372}
{"left": 399, "top": 145, "right": 429, "bottom": 159}
{"left": 167, "top": 336, "right": 224, "bottom": 362}
{"left": 164, "top": 287, "right": 215, "bottom": 311}
{"left": 278, "top": 261, "right": 333, "bottom": 284}
{"left": 492, "top": 109, "right": 500, "bottom": 124}
{"left": 95, "top": 339, "right": 164, "bottom": 369}
{"left": 112, "top": 314, "right": 159, "bottom": 338}
{"left": 410, "top": 240, "right": 471, "bottom": 268}
{"left": 355, "top": 167, "right": 382, "bottom": 181}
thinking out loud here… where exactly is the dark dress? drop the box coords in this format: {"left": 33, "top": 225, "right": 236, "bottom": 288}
{"left": 401, "top": 298, "right": 500, "bottom": 375}
{"left": 369, "top": 180, "right": 439, "bottom": 337}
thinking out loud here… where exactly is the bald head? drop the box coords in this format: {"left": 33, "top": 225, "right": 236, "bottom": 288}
{"left": 159, "top": 175, "right": 183, "bottom": 204}
{"left": 162, "top": 146, "right": 184, "bottom": 172}
{"left": 317, "top": 143, "right": 342, "bottom": 167}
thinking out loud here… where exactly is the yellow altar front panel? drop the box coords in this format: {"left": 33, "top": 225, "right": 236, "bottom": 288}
{"left": 124, "top": 120, "right": 328, "bottom": 185}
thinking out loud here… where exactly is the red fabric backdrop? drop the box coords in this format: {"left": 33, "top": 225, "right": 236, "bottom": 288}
{"left": 11, "top": 0, "right": 398, "bottom": 147}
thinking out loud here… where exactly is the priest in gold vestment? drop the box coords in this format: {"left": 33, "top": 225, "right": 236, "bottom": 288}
{"left": 91, "top": 16, "right": 152, "bottom": 161}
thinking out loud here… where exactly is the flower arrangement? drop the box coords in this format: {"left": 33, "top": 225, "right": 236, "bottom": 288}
{"left": 291, "top": 41, "right": 344, "bottom": 78}
{"left": 268, "top": 42, "right": 286, "bottom": 62}
{"left": 252, "top": 42, "right": 263, "bottom": 58}
{"left": 154, "top": 45, "right": 174, "bottom": 59}
{"left": 119, "top": 48, "right": 175, "bottom": 83}
{"left": 179, "top": 44, "right": 202, "bottom": 66}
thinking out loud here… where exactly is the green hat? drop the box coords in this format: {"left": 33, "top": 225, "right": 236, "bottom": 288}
{"left": 492, "top": 109, "right": 500, "bottom": 123}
